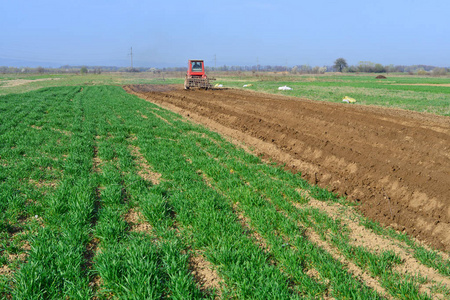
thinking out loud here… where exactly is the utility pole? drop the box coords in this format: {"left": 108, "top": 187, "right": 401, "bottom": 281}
{"left": 129, "top": 47, "right": 133, "bottom": 69}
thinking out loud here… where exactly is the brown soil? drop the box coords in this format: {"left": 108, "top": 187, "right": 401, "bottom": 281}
{"left": 127, "top": 138, "right": 161, "bottom": 185}
{"left": 376, "top": 75, "right": 387, "bottom": 79}
{"left": 124, "top": 84, "right": 450, "bottom": 252}
{"left": 0, "top": 265, "right": 11, "bottom": 276}
{"left": 124, "top": 208, "right": 154, "bottom": 233}
{"left": 233, "top": 202, "right": 270, "bottom": 252}
{"left": 304, "top": 224, "right": 390, "bottom": 298}
{"left": 189, "top": 251, "right": 222, "bottom": 297}
{"left": 305, "top": 198, "right": 450, "bottom": 294}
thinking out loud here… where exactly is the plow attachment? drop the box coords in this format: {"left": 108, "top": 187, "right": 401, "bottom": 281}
{"left": 184, "top": 76, "right": 216, "bottom": 90}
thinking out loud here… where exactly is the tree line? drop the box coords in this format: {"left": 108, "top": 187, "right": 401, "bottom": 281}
{"left": 0, "top": 61, "right": 448, "bottom": 76}
{"left": 333, "top": 58, "right": 448, "bottom": 75}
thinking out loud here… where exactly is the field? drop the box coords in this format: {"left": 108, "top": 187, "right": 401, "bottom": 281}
{"left": 126, "top": 83, "right": 450, "bottom": 252}
{"left": 0, "top": 74, "right": 450, "bottom": 299}
{"left": 1, "top": 72, "right": 450, "bottom": 116}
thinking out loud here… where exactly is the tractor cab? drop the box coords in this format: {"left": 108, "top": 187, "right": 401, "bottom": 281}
{"left": 187, "top": 60, "right": 206, "bottom": 78}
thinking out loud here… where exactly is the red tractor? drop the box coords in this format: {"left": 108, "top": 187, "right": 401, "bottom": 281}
{"left": 184, "top": 59, "right": 215, "bottom": 90}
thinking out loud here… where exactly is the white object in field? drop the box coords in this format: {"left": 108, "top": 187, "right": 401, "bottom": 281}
{"left": 243, "top": 84, "right": 253, "bottom": 87}
{"left": 342, "top": 96, "right": 356, "bottom": 103}
{"left": 215, "top": 84, "right": 223, "bottom": 88}
{"left": 278, "top": 85, "right": 293, "bottom": 90}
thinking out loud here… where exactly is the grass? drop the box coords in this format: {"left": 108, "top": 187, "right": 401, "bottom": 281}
{"left": 219, "top": 74, "right": 450, "bottom": 116}
{"left": 0, "top": 84, "right": 449, "bottom": 298}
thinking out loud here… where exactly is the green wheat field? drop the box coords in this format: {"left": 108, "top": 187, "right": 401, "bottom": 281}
{"left": 1, "top": 74, "right": 450, "bottom": 299}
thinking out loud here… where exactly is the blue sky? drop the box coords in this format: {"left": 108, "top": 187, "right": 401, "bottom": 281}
{"left": 1, "top": 0, "right": 449, "bottom": 68}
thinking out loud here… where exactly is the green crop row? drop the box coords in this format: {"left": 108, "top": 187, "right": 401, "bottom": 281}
{"left": 11, "top": 87, "right": 96, "bottom": 298}
{"left": 0, "top": 87, "right": 80, "bottom": 297}
{"left": 86, "top": 86, "right": 204, "bottom": 299}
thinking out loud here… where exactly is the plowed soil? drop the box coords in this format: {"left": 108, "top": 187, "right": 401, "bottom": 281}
{"left": 124, "top": 84, "right": 450, "bottom": 252}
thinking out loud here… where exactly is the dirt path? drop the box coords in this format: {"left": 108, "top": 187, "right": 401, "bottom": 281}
{"left": 124, "top": 84, "right": 450, "bottom": 252}
{"left": 0, "top": 78, "right": 60, "bottom": 87}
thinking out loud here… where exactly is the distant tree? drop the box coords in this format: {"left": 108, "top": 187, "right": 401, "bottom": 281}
{"left": 80, "top": 66, "right": 88, "bottom": 75}
{"left": 385, "top": 64, "right": 395, "bottom": 74}
{"left": 37, "top": 66, "right": 45, "bottom": 74}
{"left": 431, "top": 67, "right": 447, "bottom": 76}
{"left": 291, "top": 66, "right": 298, "bottom": 74}
{"left": 347, "top": 65, "right": 358, "bottom": 73}
{"left": 319, "top": 67, "right": 327, "bottom": 74}
{"left": 394, "top": 65, "right": 406, "bottom": 72}
{"left": 333, "top": 58, "right": 348, "bottom": 72}
{"left": 300, "top": 65, "right": 311, "bottom": 74}
{"left": 374, "top": 63, "right": 386, "bottom": 73}
{"left": 357, "top": 61, "right": 375, "bottom": 72}
{"left": 416, "top": 68, "right": 429, "bottom": 76}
